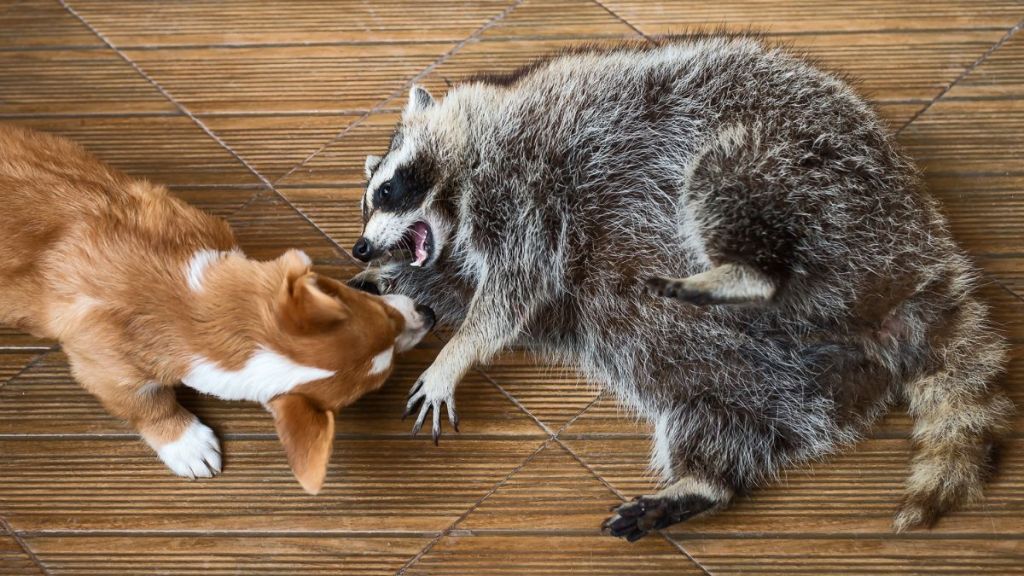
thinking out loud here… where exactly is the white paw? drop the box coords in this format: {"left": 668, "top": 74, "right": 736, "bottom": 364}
{"left": 156, "top": 420, "right": 222, "bottom": 479}
{"left": 403, "top": 367, "right": 458, "bottom": 444}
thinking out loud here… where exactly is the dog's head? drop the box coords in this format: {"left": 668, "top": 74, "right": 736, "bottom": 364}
{"left": 264, "top": 250, "right": 434, "bottom": 494}
{"left": 353, "top": 85, "right": 455, "bottom": 269}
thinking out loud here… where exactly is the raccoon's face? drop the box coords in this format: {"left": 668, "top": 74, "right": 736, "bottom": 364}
{"left": 353, "top": 86, "right": 448, "bottom": 268}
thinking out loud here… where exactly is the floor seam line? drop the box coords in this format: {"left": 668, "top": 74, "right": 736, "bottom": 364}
{"left": 0, "top": 517, "right": 50, "bottom": 576}
{"left": 590, "top": 0, "right": 655, "bottom": 42}
{"left": 273, "top": 0, "right": 524, "bottom": 186}
{"left": 896, "top": 17, "right": 1023, "bottom": 134}
{"left": 59, "top": 1, "right": 278, "bottom": 192}
{"left": 0, "top": 346, "right": 58, "bottom": 393}
{"left": 60, "top": 1, "right": 367, "bottom": 266}
{"left": 393, "top": 438, "right": 552, "bottom": 576}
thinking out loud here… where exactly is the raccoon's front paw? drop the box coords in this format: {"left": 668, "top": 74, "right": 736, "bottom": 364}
{"left": 402, "top": 370, "right": 459, "bottom": 445}
{"left": 347, "top": 268, "right": 388, "bottom": 295}
{"left": 154, "top": 419, "right": 222, "bottom": 479}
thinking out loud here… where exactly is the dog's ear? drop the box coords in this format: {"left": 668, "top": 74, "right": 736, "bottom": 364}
{"left": 279, "top": 253, "right": 349, "bottom": 332}
{"left": 267, "top": 394, "right": 335, "bottom": 495}
{"left": 364, "top": 154, "right": 382, "bottom": 180}
{"left": 404, "top": 84, "right": 434, "bottom": 119}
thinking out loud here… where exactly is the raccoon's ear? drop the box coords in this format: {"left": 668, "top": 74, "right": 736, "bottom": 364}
{"left": 364, "top": 154, "right": 382, "bottom": 180}
{"left": 405, "top": 85, "right": 435, "bottom": 117}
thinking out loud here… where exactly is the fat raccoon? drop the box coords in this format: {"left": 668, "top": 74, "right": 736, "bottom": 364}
{"left": 349, "top": 36, "right": 1013, "bottom": 540}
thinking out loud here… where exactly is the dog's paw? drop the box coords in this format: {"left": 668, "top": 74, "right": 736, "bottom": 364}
{"left": 402, "top": 370, "right": 458, "bottom": 444}
{"left": 156, "top": 419, "right": 222, "bottom": 479}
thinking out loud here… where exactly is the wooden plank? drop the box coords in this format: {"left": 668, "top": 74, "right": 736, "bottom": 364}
{"left": 0, "top": 48, "right": 175, "bottom": 115}
{"left": 0, "top": 437, "right": 542, "bottom": 532}
{"left": 457, "top": 442, "right": 618, "bottom": 531}
{"left": 0, "top": 0, "right": 101, "bottom": 49}
{"left": 69, "top": 0, "right": 514, "bottom": 46}
{"left": 168, "top": 185, "right": 261, "bottom": 219}
{"left": 0, "top": 351, "right": 40, "bottom": 389}
{"left": 23, "top": 534, "right": 430, "bottom": 576}
{"left": 943, "top": 34, "right": 1024, "bottom": 100}
{"left": 598, "top": 1, "right": 1024, "bottom": 34}
{"left": 405, "top": 534, "right": 705, "bottom": 575}
{"left": 561, "top": 436, "right": 1024, "bottom": 536}
{"left": 4, "top": 116, "right": 257, "bottom": 186}
{"left": 483, "top": 0, "right": 638, "bottom": 39}
{"left": 0, "top": 348, "right": 544, "bottom": 437}
{"left": 681, "top": 537, "right": 1024, "bottom": 576}
{"left": 123, "top": 43, "right": 456, "bottom": 114}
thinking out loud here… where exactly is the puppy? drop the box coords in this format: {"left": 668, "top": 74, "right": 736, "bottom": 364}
{"left": 0, "top": 123, "right": 434, "bottom": 493}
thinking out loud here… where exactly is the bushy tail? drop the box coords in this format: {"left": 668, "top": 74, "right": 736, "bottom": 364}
{"left": 894, "top": 297, "right": 1014, "bottom": 531}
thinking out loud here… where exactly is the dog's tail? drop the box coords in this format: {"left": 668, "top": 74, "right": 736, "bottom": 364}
{"left": 894, "top": 296, "right": 1014, "bottom": 531}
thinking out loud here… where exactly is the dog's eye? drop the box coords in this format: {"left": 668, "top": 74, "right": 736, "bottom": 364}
{"left": 380, "top": 181, "right": 392, "bottom": 199}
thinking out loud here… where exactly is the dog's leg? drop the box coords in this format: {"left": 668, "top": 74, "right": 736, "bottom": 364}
{"left": 67, "top": 349, "right": 221, "bottom": 478}
{"left": 647, "top": 262, "right": 775, "bottom": 305}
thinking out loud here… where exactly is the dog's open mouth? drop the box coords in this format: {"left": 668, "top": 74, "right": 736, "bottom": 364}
{"left": 399, "top": 221, "right": 433, "bottom": 267}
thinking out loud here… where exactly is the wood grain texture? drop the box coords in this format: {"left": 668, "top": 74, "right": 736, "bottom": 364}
{"left": 457, "top": 442, "right": 618, "bottom": 531}
{"left": 0, "top": 327, "right": 51, "bottom": 352}
{"left": 405, "top": 534, "right": 707, "bottom": 575}
{"left": 0, "top": 535, "right": 42, "bottom": 576}
{"left": 481, "top": 351, "right": 598, "bottom": 431}
{"left": 226, "top": 193, "right": 345, "bottom": 261}
{"left": 3, "top": 116, "right": 257, "bottom": 186}
{"left": 23, "top": 535, "right": 432, "bottom": 576}
{"left": 0, "top": 48, "right": 174, "bottom": 115}
{"left": 0, "top": 437, "right": 542, "bottom": 532}
{"left": 68, "top": 0, "right": 515, "bottom": 46}
{"left": 0, "top": 0, "right": 101, "bottom": 49}
{"left": 680, "top": 538, "right": 1024, "bottom": 576}
{"left": 598, "top": 1, "right": 1024, "bottom": 34}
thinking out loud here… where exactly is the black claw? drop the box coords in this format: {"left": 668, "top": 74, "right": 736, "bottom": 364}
{"left": 402, "top": 399, "right": 421, "bottom": 420}
{"left": 432, "top": 427, "right": 440, "bottom": 446}
{"left": 453, "top": 414, "right": 460, "bottom": 433}
{"left": 625, "top": 529, "right": 648, "bottom": 542}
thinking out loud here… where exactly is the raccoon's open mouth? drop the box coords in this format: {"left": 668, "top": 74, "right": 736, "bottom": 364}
{"left": 399, "top": 221, "right": 434, "bottom": 267}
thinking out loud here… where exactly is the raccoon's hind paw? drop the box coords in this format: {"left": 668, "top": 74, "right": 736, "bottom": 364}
{"left": 602, "top": 493, "right": 717, "bottom": 542}
{"left": 646, "top": 263, "right": 776, "bottom": 306}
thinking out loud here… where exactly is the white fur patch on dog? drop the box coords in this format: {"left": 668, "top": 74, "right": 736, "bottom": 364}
{"left": 185, "top": 249, "right": 225, "bottom": 292}
{"left": 369, "top": 346, "right": 394, "bottom": 375}
{"left": 154, "top": 419, "right": 222, "bottom": 478}
{"left": 182, "top": 346, "right": 334, "bottom": 404}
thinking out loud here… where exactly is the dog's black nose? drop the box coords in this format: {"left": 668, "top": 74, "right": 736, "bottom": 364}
{"left": 416, "top": 304, "right": 436, "bottom": 330}
{"left": 352, "top": 237, "right": 373, "bottom": 262}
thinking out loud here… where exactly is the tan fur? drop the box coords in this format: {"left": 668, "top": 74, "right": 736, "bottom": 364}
{"left": 0, "top": 123, "right": 427, "bottom": 491}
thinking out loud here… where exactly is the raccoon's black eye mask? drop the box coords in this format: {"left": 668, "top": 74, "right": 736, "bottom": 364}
{"left": 374, "top": 166, "right": 430, "bottom": 214}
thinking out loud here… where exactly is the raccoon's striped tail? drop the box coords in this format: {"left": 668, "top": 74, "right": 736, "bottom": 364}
{"left": 894, "top": 297, "right": 1014, "bottom": 532}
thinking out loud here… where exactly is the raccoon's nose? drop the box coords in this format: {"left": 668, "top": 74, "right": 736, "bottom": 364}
{"left": 353, "top": 237, "right": 374, "bottom": 262}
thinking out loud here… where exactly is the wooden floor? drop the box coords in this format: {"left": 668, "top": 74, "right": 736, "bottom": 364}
{"left": 1, "top": 1, "right": 1023, "bottom": 574}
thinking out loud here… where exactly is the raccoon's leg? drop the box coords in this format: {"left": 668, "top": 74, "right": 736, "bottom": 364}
{"left": 404, "top": 264, "right": 541, "bottom": 442}
{"left": 651, "top": 123, "right": 802, "bottom": 306}
{"left": 602, "top": 412, "right": 735, "bottom": 541}
{"left": 603, "top": 476, "right": 733, "bottom": 542}
{"left": 647, "top": 262, "right": 775, "bottom": 305}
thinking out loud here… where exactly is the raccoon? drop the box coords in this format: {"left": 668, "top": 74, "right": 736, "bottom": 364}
{"left": 349, "top": 37, "right": 1013, "bottom": 540}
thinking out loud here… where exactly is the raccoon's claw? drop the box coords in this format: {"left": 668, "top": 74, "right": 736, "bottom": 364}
{"left": 404, "top": 379, "right": 458, "bottom": 443}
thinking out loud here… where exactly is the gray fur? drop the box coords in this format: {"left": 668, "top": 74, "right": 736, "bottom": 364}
{"left": 351, "top": 37, "right": 1013, "bottom": 538}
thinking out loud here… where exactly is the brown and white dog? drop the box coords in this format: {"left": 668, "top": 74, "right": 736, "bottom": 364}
{"left": 0, "top": 123, "right": 434, "bottom": 493}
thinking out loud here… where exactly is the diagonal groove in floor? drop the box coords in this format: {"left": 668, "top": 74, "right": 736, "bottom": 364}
{"left": 1, "top": 516, "right": 49, "bottom": 576}
{"left": 896, "top": 17, "right": 1024, "bottom": 134}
